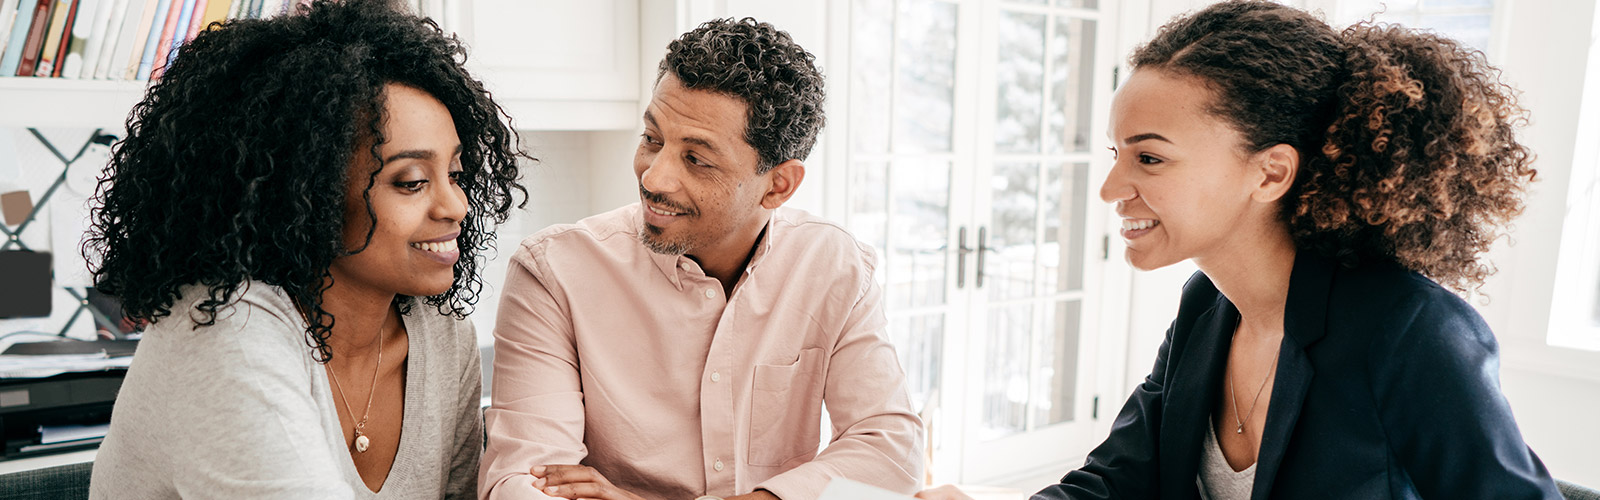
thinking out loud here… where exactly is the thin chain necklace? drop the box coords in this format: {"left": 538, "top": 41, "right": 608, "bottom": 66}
{"left": 328, "top": 313, "right": 387, "bottom": 453}
{"left": 1227, "top": 315, "right": 1279, "bottom": 434}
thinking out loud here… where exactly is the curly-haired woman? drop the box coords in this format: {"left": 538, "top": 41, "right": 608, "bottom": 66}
{"left": 923, "top": 2, "right": 1560, "bottom": 499}
{"left": 84, "top": 1, "right": 524, "bottom": 498}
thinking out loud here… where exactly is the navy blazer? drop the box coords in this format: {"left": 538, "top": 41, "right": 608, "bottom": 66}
{"left": 1034, "top": 254, "right": 1561, "bottom": 499}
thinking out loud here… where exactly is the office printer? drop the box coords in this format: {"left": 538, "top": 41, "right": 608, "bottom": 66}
{"left": 0, "top": 368, "right": 126, "bottom": 459}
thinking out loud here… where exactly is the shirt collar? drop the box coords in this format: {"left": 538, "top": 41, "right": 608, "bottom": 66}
{"left": 646, "top": 209, "right": 778, "bottom": 290}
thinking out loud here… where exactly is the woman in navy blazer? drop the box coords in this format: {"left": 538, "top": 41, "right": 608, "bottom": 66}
{"left": 921, "top": 1, "right": 1560, "bottom": 499}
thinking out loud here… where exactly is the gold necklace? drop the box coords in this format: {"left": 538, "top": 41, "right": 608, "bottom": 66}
{"left": 1227, "top": 316, "right": 1279, "bottom": 434}
{"left": 328, "top": 313, "right": 386, "bottom": 453}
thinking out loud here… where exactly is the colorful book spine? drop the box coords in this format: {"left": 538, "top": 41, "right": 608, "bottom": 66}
{"left": 139, "top": 0, "right": 173, "bottom": 77}
{"left": 14, "top": 0, "right": 54, "bottom": 76}
{"left": 0, "top": 0, "right": 37, "bottom": 74}
{"left": 30, "top": 0, "right": 69, "bottom": 76}
{"left": 45, "top": 0, "right": 79, "bottom": 76}
{"left": 85, "top": 0, "right": 125, "bottom": 78}
{"left": 131, "top": 0, "right": 167, "bottom": 79}
{"left": 61, "top": 0, "right": 100, "bottom": 78}
{"left": 147, "top": 0, "right": 184, "bottom": 78}
{"left": 180, "top": 0, "right": 199, "bottom": 38}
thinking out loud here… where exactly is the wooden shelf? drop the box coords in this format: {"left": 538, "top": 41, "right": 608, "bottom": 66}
{"left": 0, "top": 78, "right": 148, "bottom": 129}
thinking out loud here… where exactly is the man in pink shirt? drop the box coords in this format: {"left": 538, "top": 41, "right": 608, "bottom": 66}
{"left": 480, "top": 17, "right": 926, "bottom": 500}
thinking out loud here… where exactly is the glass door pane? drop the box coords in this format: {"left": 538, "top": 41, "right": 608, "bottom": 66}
{"left": 846, "top": 0, "right": 961, "bottom": 430}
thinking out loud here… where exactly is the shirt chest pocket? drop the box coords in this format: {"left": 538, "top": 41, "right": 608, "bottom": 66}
{"left": 748, "top": 347, "right": 827, "bottom": 467}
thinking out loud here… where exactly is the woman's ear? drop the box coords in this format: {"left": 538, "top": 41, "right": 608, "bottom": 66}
{"left": 1252, "top": 143, "right": 1298, "bottom": 203}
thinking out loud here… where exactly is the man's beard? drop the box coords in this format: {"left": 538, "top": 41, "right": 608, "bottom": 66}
{"left": 639, "top": 224, "right": 691, "bottom": 255}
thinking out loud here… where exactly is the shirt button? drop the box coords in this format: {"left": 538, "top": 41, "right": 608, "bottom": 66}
{"left": 713, "top": 459, "right": 725, "bottom": 471}
{"left": 681, "top": 262, "right": 693, "bottom": 272}
{"left": 704, "top": 289, "right": 716, "bottom": 299}
{"left": 711, "top": 371, "right": 721, "bottom": 383}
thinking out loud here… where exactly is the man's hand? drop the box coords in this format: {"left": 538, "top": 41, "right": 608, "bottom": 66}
{"left": 532, "top": 465, "right": 646, "bottom": 500}
{"left": 915, "top": 485, "right": 974, "bottom": 500}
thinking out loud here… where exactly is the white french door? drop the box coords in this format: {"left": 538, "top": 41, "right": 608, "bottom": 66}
{"left": 829, "top": 0, "right": 1122, "bottom": 485}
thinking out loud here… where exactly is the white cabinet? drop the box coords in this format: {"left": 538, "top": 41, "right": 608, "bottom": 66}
{"left": 465, "top": 0, "right": 641, "bottom": 130}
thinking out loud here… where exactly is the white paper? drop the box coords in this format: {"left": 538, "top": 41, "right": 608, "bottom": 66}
{"left": 818, "top": 478, "right": 918, "bottom": 500}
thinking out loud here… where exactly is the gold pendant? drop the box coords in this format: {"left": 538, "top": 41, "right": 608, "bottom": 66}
{"left": 355, "top": 433, "right": 371, "bottom": 453}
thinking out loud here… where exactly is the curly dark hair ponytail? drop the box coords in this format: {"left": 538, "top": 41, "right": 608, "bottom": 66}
{"left": 84, "top": 0, "right": 527, "bottom": 361}
{"left": 1131, "top": 0, "right": 1534, "bottom": 290}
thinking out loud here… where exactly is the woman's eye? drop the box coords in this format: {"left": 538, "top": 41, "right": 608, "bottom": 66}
{"left": 1138, "top": 154, "right": 1161, "bottom": 165}
{"left": 447, "top": 171, "right": 464, "bottom": 185}
{"left": 396, "top": 180, "right": 426, "bottom": 192}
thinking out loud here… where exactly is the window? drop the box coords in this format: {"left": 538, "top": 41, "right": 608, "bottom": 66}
{"left": 1322, "top": 0, "right": 1497, "bottom": 55}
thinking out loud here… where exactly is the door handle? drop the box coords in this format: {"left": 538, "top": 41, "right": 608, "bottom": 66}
{"left": 956, "top": 226, "right": 972, "bottom": 289}
{"left": 976, "top": 226, "right": 988, "bottom": 288}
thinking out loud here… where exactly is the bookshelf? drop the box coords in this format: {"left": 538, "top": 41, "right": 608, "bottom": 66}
{"left": 0, "top": 0, "right": 648, "bottom": 131}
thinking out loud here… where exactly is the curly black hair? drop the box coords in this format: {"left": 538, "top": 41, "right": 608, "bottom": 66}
{"left": 83, "top": 0, "right": 528, "bottom": 362}
{"left": 659, "top": 17, "right": 826, "bottom": 173}
{"left": 1131, "top": 0, "right": 1534, "bottom": 291}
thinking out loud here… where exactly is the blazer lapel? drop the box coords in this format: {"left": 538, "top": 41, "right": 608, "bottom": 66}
{"left": 1250, "top": 254, "right": 1334, "bottom": 500}
{"left": 1160, "top": 299, "right": 1237, "bottom": 499}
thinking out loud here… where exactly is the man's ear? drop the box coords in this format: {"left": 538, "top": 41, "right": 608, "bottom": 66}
{"left": 760, "top": 160, "right": 805, "bottom": 209}
{"left": 1252, "top": 143, "right": 1298, "bottom": 203}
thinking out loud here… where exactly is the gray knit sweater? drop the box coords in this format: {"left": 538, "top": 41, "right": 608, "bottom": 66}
{"left": 88, "top": 282, "right": 482, "bottom": 499}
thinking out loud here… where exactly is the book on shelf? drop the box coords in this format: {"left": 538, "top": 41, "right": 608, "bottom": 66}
{"left": 182, "top": 0, "right": 202, "bottom": 39}
{"left": 195, "top": 0, "right": 222, "bottom": 32}
{"left": 0, "top": 0, "right": 22, "bottom": 59}
{"left": 0, "top": 1, "right": 37, "bottom": 75}
{"left": 32, "top": 0, "right": 73, "bottom": 77}
{"left": 61, "top": 0, "right": 103, "bottom": 78}
{"left": 2, "top": 0, "right": 461, "bottom": 80}
{"left": 71, "top": 0, "right": 114, "bottom": 78}
{"left": 146, "top": 0, "right": 182, "bottom": 78}
{"left": 12, "top": 0, "right": 53, "bottom": 76}
{"left": 83, "top": 0, "right": 126, "bottom": 78}
{"left": 115, "top": 0, "right": 157, "bottom": 79}
{"left": 133, "top": 0, "right": 170, "bottom": 79}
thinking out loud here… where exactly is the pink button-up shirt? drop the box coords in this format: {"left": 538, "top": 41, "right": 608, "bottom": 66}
{"left": 480, "top": 204, "right": 924, "bottom": 500}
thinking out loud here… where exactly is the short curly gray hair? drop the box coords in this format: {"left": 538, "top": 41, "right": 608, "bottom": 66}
{"left": 659, "top": 17, "right": 826, "bottom": 173}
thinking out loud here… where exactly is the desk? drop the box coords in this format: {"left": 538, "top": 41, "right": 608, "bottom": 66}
{"left": 0, "top": 448, "right": 95, "bottom": 475}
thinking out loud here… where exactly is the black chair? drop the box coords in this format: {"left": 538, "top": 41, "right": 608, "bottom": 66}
{"left": 0, "top": 462, "right": 92, "bottom": 500}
